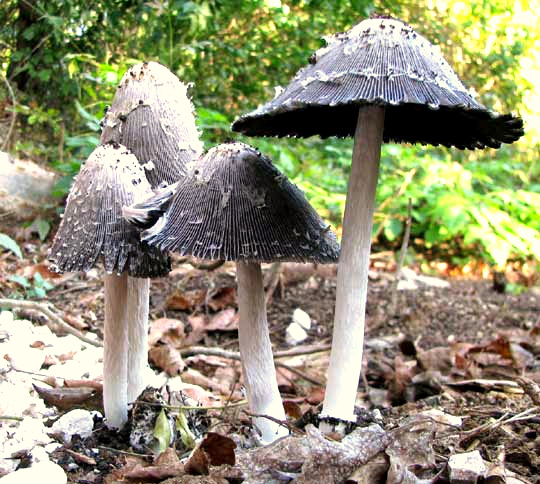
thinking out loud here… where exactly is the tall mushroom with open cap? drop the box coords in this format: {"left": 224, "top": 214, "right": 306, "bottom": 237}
{"left": 124, "top": 142, "right": 340, "bottom": 443}
{"left": 232, "top": 17, "right": 524, "bottom": 428}
{"left": 49, "top": 142, "right": 170, "bottom": 427}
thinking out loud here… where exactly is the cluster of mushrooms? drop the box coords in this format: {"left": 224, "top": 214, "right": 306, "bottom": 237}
{"left": 49, "top": 17, "right": 523, "bottom": 445}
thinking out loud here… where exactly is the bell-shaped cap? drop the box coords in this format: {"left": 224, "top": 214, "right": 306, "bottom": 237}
{"left": 49, "top": 143, "right": 170, "bottom": 277}
{"left": 232, "top": 17, "right": 523, "bottom": 149}
{"left": 141, "top": 142, "right": 340, "bottom": 263}
{"left": 101, "top": 61, "right": 203, "bottom": 188}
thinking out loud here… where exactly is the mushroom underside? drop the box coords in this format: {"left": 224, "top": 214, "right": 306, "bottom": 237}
{"left": 232, "top": 102, "right": 522, "bottom": 148}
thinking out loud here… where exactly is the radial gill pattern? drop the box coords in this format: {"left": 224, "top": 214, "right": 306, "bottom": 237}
{"left": 101, "top": 61, "right": 203, "bottom": 188}
{"left": 142, "top": 142, "right": 340, "bottom": 263}
{"left": 49, "top": 143, "right": 170, "bottom": 277}
{"left": 232, "top": 17, "right": 523, "bottom": 149}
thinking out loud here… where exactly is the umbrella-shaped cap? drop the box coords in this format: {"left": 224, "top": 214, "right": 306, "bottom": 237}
{"left": 101, "top": 61, "right": 203, "bottom": 188}
{"left": 49, "top": 143, "right": 170, "bottom": 278}
{"left": 141, "top": 142, "right": 340, "bottom": 263}
{"left": 232, "top": 17, "right": 523, "bottom": 149}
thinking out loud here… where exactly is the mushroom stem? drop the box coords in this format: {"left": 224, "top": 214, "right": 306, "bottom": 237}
{"left": 103, "top": 272, "right": 129, "bottom": 428}
{"left": 321, "top": 105, "right": 385, "bottom": 424}
{"left": 236, "top": 261, "right": 288, "bottom": 444}
{"left": 126, "top": 276, "right": 150, "bottom": 403}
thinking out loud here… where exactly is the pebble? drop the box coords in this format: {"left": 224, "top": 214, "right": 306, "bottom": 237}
{"left": 0, "top": 461, "right": 67, "bottom": 484}
{"left": 285, "top": 322, "right": 308, "bottom": 345}
{"left": 292, "top": 308, "right": 311, "bottom": 330}
{"left": 448, "top": 450, "right": 486, "bottom": 483}
{"left": 50, "top": 409, "right": 96, "bottom": 443}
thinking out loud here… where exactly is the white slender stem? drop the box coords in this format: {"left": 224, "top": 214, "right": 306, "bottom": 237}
{"left": 321, "top": 105, "right": 385, "bottom": 424}
{"left": 103, "top": 272, "right": 129, "bottom": 428}
{"left": 236, "top": 261, "right": 288, "bottom": 444}
{"left": 126, "top": 276, "right": 150, "bottom": 403}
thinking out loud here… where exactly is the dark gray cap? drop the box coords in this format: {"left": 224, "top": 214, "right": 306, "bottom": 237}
{"left": 232, "top": 17, "right": 523, "bottom": 149}
{"left": 101, "top": 61, "right": 203, "bottom": 188}
{"left": 49, "top": 143, "right": 170, "bottom": 277}
{"left": 141, "top": 142, "right": 340, "bottom": 263}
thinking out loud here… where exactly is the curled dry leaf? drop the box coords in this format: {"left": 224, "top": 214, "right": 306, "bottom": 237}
{"left": 166, "top": 288, "right": 207, "bottom": 311}
{"left": 33, "top": 383, "right": 102, "bottom": 411}
{"left": 185, "top": 432, "right": 236, "bottom": 475}
{"left": 149, "top": 342, "right": 186, "bottom": 376}
{"left": 206, "top": 308, "right": 238, "bottom": 331}
{"left": 207, "top": 286, "right": 236, "bottom": 311}
{"left": 148, "top": 318, "right": 186, "bottom": 347}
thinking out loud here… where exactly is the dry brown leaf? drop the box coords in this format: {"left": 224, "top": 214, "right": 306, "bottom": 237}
{"left": 149, "top": 342, "right": 185, "bottom": 376}
{"left": 305, "top": 386, "right": 325, "bottom": 405}
{"left": 206, "top": 308, "right": 238, "bottom": 332}
{"left": 283, "top": 400, "right": 303, "bottom": 419}
{"left": 149, "top": 318, "right": 186, "bottom": 347}
{"left": 33, "top": 383, "right": 102, "bottom": 410}
{"left": 167, "top": 289, "right": 206, "bottom": 311}
{"left": 207, "top": 286, "right": 236, "bottom": 311}
{"left": 185, "top": 315, "right": 210, "bottom": 346}
{"left": 118, "top": 448, "right": 185, "bottom": 481}
{"left": 185, "top": 433, "right": 236, "bottom": 475}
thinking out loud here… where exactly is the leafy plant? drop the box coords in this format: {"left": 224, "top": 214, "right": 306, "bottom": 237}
{"left": 0, "top": 233, "right": 22, "bottom": 259}
{"left": 9, "top": 273, "right": 54, "bottom": 299}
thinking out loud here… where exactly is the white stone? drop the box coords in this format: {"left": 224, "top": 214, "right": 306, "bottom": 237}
{"left": 420, "top": 408, "right": 462, "bottom": 428}
{"left": 448, "top": 450, "right": 487, "bottom": 483}
{"left": 416, "top": 274, "right": 450, "bottom": 288}
{"left": 292, "top": 308, "right": 311, "bottom": 330}
{"left": 397, "top": 279, "right": 418, "bottom": 291}
{"left": 285, "top": 322, "right": 308, "bottom": 345}
{"left": 0, "top": 461, "right": 66, "bottom": 484}
{"left": 0, "top": 311, "right": 14, "bottom": 326}
{"left": 50, "top": 409, "right": 95, "bottom": 443}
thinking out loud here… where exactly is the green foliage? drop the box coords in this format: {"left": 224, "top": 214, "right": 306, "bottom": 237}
{"left": 1, "top": 0, "right": 538, "bottom": 268}
{"left": 377, "top": 145, "right": 540, "bottom": 267}
{"left": 0, "top": 233, "right": 22, "bottom": 259}
{"left": 9, "top": 272, "right": 54, "bottom": 299}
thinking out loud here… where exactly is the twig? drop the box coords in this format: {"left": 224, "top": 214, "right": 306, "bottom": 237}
{"left": 0, "top": 415, "right": 23, "bottom": 422}
{"left": 133, "top": 399, "right": 248, "bottom": 412}
{"left": 1, "top": 75, "right": 17, "bottom": 151}
{"left": 460, "top": 406, "right": 540, "bottom": 443}
{"left": 243, "top": 410, "right": 304, "bottom": 436}
{"left": 180, "top": 345, "right": 327, "bottom": 385}
{"left": 180, "top": 343, "right": 331, "bottom": 360}
{"left": 389, "top": 198, "right": 412, "bottom": 315}
{"left": 0, "top": 298, "right": 102, "bottom": 347}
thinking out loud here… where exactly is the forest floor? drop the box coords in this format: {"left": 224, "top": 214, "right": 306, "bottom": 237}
{"left": 0, "top": 239, "right": 539, "bottom": 483}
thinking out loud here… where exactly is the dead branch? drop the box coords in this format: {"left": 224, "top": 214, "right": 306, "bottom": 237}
{"left": 180, "top": 344, "right": 327, "bottom": 386}
{"left": 243, "top": 410, "right": 305, "bottom": 435}
{"left": 0, "top": 298, "right": 102, "bottom": 347}
{"left": 180, "top": 343, "right": 331, "bottom": 360}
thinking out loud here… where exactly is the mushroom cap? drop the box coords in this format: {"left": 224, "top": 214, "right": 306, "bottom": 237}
{"left": 101, "top": 61, "right": 203, "bottom": 188}
{"left": 232, "top": 17, "right": 524, "bottom": 149}
{"left": 141, "top": 142, "right": 340, "bottom": 263}
{"left": 49, "top": 143, "right": 170, "bottom": 278}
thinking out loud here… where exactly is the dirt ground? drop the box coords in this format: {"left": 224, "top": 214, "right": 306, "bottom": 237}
{"left": 1, "top": 243, "right": 539, "bottom": 482}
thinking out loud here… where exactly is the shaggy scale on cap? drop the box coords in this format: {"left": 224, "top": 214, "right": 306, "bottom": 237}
{"left": 49, "top": 143, "right": 170, "bottom": 277}
{"left": 140, "top": 142, "right": 340, "bottom": 263}
{"left": 232, "top": 17, "right": 523, "bottom": 149}
{"left": 101, "top": 61, "right": 203, "bottom": 188}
